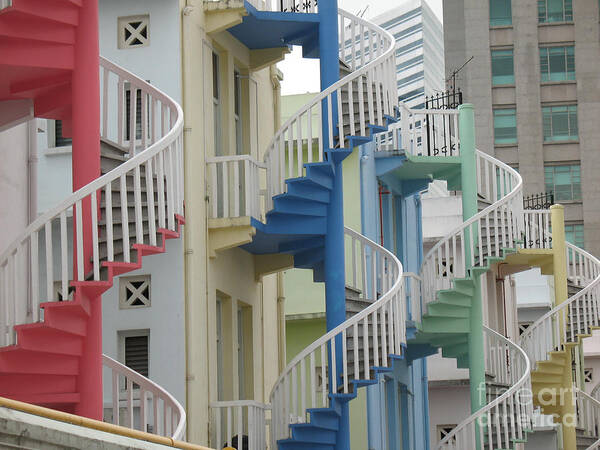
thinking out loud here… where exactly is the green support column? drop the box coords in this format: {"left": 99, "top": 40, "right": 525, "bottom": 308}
{"left": 459, "top": 104, "right": 486, "bottom": 415}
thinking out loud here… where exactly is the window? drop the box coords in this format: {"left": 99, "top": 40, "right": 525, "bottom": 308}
{"left": 565, "top": 223, "right": 584, "bottom": 249}
{"left": 584, "top": 368, "right": 593, "bottom": 383}
{"left": 540, "top": 46, "right": 575, "bottom": 82}
{"left": 491, "top": 49, "right": 515, "bottom": 85}
{"left": 493, "top": 108, "right": 517, "bottom": 144}
{"left": 538, "top": 0, "right": 573, "bottom": 23}
{"left": 490, "top": 0, "right": 512, "bottom": 26}
{"left": 212, "top": 52, "right": 222, "bottom": 156}
{"left": 119, "top": 275, "right": 151, "bottom": 309}
{"left": 544, "top": 165, "right": 581, "bottom": 201}
{"left": 542, "top": 105, "right": 578, "bottom": 142}
{"left": 234, "top": 70, "right": 243, "bottom": 155}
{"left": 118, "top": 15, "right": 149, "bottom": 49}
{"left": 55, "top": 120, "right": 72, "bottom": 147}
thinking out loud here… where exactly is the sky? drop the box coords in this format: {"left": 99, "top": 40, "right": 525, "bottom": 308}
{"left": 278, "top": 0, "right": 443, "bottom": 96}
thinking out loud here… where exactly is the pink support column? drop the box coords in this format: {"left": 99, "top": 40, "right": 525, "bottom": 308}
{"left": 71, "top": 0, "right": 102, "bottom": 420}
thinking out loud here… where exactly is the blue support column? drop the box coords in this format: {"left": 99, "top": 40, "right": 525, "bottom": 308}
{"left": 319, "top": 0, "right": 339, "bottom": 149}
{"left": 317, "top": 3, "right": 348, "bottom": 449}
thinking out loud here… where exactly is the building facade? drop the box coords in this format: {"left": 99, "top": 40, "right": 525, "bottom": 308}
{"left": 371, "top": 0, "right": 445, "bottom": 109}
{"left": 443, "top": 0, "right": 600, "bottom": 256}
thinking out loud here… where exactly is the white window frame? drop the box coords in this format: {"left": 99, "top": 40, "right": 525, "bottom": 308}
{"left": 117, "top": 329, "right": 150, "bottom": 386}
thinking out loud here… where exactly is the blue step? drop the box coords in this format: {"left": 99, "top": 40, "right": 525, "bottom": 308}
{"left": 291, "top": 423, "right": 337, "bottom": 444}
{"left": 277, "top": 353, "right": 405, "bottom": 449}
{"left": 294, "top": 246, "right": 325, "bottom": 268}
{"left": 273, "top": 196, "right": 328, "bottom": 217}
{"left": 278, "top": 440, "right": 335, "bottom": 450}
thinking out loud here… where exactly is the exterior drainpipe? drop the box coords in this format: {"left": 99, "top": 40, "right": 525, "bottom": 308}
{"left": 181, "top": 0, "right": 210, "bottom": 443}
{"left": 27, "top": 119, "right": 37, "bottom": 323}
{"left": 27, "top": 119, "right": 37, "bottom": 224}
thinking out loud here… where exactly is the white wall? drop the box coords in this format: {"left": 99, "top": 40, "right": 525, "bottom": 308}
{"left": 428, "top": 384, "right": 470, "bottom": 445}
{"left": 514, "top": 268, "right": 553, "bottom": 307}
{"left": 101, "top": 238, "right": 186, "bottom": 408}
{"left": 99, "top": 0, "right": 182, "bottom": 104}
{"left": 0, "top": 123, "right": 29, "bottom": 253}
{"left": 97, "top": 0, "right": 186, "bottom": 409}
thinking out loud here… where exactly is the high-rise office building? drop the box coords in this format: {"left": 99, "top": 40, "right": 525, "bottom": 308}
{"left": 443, "top": 0, "right": 600, "bottom": 255}
{"left": 372, "top": 0, "right": 445, "bottom": 109}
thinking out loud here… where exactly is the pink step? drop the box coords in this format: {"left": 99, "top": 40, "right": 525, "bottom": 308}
{"left": 14, "top": 324, "right": 84, "bottom": 356}
{"left": 0, "top": 11, "right": 76, "bottom": 45}
{"left": 10, "top": 0, "right": 81, "bottom": 27}
{"left": 0, "top": 373, "right": 77, "bottom": 396}
{"left": 0, "top": 350, "right": 79, "bottom": 376}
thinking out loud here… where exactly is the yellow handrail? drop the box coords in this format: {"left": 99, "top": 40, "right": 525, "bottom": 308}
{"left": 0, "top": 396, "right": 213, "bottom": 450}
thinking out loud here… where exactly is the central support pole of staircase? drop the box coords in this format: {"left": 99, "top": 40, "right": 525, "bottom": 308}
{"left": 550, "top": 204, "right": 577, "bottom": 450}
{"left": 459, "top": 105, "right": 486, "bottom": 420}
{"left": 319, "top": 2, "right": 350, "bottom": 449}
{"left": 71, "top": 0, "right": 102, "bottom": 420}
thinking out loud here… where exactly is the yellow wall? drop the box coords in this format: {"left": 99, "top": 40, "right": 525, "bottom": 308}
{"left": 180, "top": 2, "right": 284, "bottom": 444}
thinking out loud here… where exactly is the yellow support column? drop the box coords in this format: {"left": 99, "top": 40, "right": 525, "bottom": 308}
{"left": 551, "top": 205, "right": 577, "bottom": 450}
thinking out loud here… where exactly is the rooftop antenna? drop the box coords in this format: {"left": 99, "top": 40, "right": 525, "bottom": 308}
{"left": 358, "top": 5, "right": 369, "bottom": 18}
{"left": 446, "top": 56, "right": 474, "bottom": 91}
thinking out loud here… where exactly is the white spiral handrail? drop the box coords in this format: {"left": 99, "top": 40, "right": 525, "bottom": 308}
{"left": 263, "top": 8, "right": 397, "bottom": 211}
{"left": 519, "top": 242, "right": 600, "bottom": 368}
{"left": 103, "top": 355, "right": 186, "bottom": 440}
{"left": 421, "top": 149, "right": 524, "bottom": 308}
{"left": 575, "top": 387, "right": 600, "bottom": 449}
{"left": 269, "top": 227, "right": 406, "bottom": 446}
{"left": 0, "top": 57, "right": 185, "bottom": 437}
{"left": 437, "top": 326, "right": 533, "bottom": 449}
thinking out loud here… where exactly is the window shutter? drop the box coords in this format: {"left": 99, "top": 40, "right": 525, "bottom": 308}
{"left": 125, "top": 335, "right": 149, "bottom": 377}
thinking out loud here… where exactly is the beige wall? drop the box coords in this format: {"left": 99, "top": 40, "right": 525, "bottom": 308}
{"left": 181, "top": 2, "right": 284, "bottom": 444}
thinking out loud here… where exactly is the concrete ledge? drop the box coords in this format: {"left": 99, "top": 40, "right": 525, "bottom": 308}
{"left": 0, "top": 406, "right": 173, "bottom": 450}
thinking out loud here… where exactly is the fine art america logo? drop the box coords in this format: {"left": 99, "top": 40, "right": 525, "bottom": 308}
{"left": 476, "top": 382, "right": 579, "bottom": 426}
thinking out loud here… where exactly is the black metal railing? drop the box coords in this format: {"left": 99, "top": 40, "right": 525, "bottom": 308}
{"left": 425, "top": 88, "right": 463, "bottom": 110}
{"left": 523, "top": 192, "right": 554, "bottom": 210}
{"left": 423, "top": 89, "right": 463, "bottom": 156}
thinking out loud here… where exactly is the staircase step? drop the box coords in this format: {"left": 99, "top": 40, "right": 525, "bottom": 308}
{"left": 290, "top": 423, "right": 337, "bottom": 444}
{"left": 6, "top": 391, "right": 80, "bottom": 407}
{"left": 7, "top": 0, "right": 81, "bottom": 27}
{"left": 285, "top": 182, "right": 331, "bottom": 204}
{"left": 0, "top": 350, "right": 78, "bottom": 375}
{"left": 0, "top": 373, "right": 77, "bottom": 397}
{"left": 278, "top": 439, "right": 334, "bottom": 450}
{"left": 273, "top": 196, "right": 328, "bottom": 217}
{"left": 0, "top": 11, "right": 75, "bottom": 45}
{"left": 307, "top": 408, "right": 340, "bottom": 430}
{"left": 0, "top": 37, "right": 74, "bottom": 70}
{"left": 14, "top": 324, "right": 83, "bottom": 356}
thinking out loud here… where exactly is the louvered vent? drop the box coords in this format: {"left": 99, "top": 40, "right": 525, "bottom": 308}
{"left": 55, "top": 120, "right": 72, "bottom": 147}
{"left": 125, "top": 335, "right": 149, "bottom": 377}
